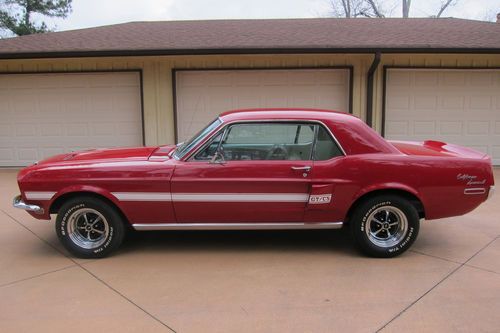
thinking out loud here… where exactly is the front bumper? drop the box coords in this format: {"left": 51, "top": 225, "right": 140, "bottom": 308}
{"left": 13, "top": 195, "right": 44, "bottom": 214}
{"left": 488, "top": 186, "right": 495, "bottom": 201}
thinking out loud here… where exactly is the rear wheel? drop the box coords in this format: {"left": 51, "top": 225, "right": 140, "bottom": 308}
{"left": 56, "top": 197, "right": 125, "bottom": 258}
{"left": 350, "top": 195, "right": 419, "bottom": 258}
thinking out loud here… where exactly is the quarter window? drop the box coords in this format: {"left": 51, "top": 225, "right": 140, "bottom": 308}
{"left": 313, "top": 125, "right": 343, "bottom": 160}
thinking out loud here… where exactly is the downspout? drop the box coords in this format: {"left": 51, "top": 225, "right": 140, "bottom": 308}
{"left": 366, "top": 52, "right": 381, "bottom": 128}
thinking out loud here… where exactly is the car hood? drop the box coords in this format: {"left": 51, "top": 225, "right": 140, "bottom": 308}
{"left": 36, "top": 146, "right": 160, "bottom": 165}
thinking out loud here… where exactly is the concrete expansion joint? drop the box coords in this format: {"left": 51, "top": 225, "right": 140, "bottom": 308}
{"left": 376, "top": 235, "right": 500, "bottom": 332}
{"left": 0, "top": 208, "right": 178, "bottom": 333}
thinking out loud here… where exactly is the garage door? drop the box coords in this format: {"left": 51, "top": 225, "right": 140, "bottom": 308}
{"left": 385, "top": 69, "right": 500, "bottom": 165}
{"left": 175, "top": 69, "right": 350, "bottom": 142}
{"left": 0, "top": 72, "right": 143, "bottom": 167}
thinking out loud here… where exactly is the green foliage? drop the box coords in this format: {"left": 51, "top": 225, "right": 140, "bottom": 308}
{"left": 0, "top": 0, "right": 72, "bottom": 36}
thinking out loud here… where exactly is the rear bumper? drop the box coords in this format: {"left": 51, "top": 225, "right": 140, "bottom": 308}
{"left": 13, "top": 195, "right": 44, "bottom": 214}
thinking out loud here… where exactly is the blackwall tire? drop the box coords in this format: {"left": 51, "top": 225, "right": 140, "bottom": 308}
{"left": 56, "top": 197, "right": 125, "bottom": 259}
{"left": 350, "top": 195, "right": 419, "bottom": 258}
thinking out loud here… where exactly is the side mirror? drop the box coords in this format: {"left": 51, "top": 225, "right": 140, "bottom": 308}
{"left": 209, "top": 147, "right": 226, "bottom": 164}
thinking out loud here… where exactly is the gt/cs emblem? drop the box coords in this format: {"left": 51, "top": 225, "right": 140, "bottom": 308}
{"left": 309, "top": 194, "right": 332, "bottom": 204}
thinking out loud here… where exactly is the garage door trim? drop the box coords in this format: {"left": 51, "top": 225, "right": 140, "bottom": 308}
{"left": 0, "top": 69, "right": 146, "bottom": 146}
{"left": 172, "top": 66, "right": 354, "bottom": 142}
{"left": 381, "top": 65, "right": 500, "bottom": 137}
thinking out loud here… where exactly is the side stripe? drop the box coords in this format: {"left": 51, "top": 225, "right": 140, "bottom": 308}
{"left": 111, "top": 192, "right": 172, "bottom": 201}
{"left": 26, "top": 191, "right": 311, "bottom": 203}
{"left": 171, "top": 193, "right": 309, "bottom": 202}
{"left": 25, "top": 191, "right": 56, "bottom": 200}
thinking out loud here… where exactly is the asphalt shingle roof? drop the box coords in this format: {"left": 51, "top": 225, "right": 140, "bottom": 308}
{"left": 0, "top": 18, "right": 499, "bottom": 59}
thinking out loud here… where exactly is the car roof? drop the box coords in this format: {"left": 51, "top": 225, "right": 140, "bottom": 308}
{"left": 219, "top": 108, "right": 358, "bottom": 124}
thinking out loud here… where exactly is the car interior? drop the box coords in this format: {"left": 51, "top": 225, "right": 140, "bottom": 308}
{"left": 192, "top": 122, "right": 343, "bottom": 162}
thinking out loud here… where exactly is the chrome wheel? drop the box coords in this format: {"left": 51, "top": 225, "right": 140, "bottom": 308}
{"left": 365, "top": 206, "right": 408, "bottom": 248}
{"left": 67, "top": 208, "right": 109, "bottom": 249}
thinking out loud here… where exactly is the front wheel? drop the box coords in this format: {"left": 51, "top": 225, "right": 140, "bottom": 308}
{"left": 56, "top": 197, "right": 125, "bottom": 258}
{"left": 350, "top": 195, "right": 420, "bottom": 258}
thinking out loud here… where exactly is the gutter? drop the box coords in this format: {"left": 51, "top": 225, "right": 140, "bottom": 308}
{"left": 366, "top": 52, "right": 381, "bottom": 128}
{"left": 0, "top": 47, "right": 499, "bottom": 60}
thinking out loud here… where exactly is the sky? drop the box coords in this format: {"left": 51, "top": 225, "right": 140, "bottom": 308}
{"left": 36, "top": 0, "right": 500, "bottom": 32}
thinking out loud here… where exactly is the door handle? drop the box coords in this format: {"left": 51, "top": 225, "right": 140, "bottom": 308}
{"left": 291, "top": 166, "right": 312, "bottom": 172}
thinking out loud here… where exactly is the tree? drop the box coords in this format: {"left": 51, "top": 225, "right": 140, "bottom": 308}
{"left": 328, "top": 0, "right": 384, "bottom": 18}
{"left": 328, "top": 0, "right": 460, "bottom": 19}
{"left": 0, "top": 0, "right": 72, "bottom": 36}
{"left": 434, "top": 0, "right": 458, "bottom": 18}
{"left": 402, "top": 0, "right": 411, "bottom": 18}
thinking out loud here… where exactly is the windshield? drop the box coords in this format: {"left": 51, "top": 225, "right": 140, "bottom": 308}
{"left": 173, "top": 118, "right": 222, "bottom": 159}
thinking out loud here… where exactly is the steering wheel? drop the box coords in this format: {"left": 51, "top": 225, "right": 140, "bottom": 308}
{"left": 265, "top": 144, "right": 289, "bottom": 160}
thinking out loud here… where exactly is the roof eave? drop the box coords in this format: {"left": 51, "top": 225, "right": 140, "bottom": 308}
{"left": 0, "top": 47, "right": 499, "bottom": 60}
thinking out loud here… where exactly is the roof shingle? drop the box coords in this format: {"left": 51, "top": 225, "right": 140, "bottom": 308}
{"left": 0, "top": 17, "right": 499, "bottom": 59}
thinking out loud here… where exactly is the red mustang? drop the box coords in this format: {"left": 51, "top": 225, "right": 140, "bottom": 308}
{"left": 14, "top": 109, "right": 495, "bottom": 258}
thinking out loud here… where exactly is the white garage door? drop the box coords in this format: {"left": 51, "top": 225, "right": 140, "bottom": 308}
{"left": 175, "top": 69, "right": 350, "bottom": 142}
{"left": 0, "top": 72, "right": 143, "bottom": 167}
{"left": 385, "top": 69, "right": 500, "bottom": 165}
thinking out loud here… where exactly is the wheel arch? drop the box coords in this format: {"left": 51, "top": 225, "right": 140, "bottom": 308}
{"left": 49, "top": 190, "right": 130, "bottom": 226}
{"left": 345, "top": 188, "right": 425, "bottom": 224}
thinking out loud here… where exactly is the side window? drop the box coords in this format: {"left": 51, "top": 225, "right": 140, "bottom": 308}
{"left": 192, "top": 132, "right": 223, "bottom": 161}
{"left": 313, "top": 126, "right": 343, "bottom": 160}
{"left": 221, "top": 123, "right": 314, "bottom": 161}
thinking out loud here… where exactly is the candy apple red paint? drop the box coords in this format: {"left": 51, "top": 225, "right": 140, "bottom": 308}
{"left": 14, "top": 109, "right": 495, "bottom": 258}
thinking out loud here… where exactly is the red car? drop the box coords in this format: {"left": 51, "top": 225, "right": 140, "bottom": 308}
{"left": 14, "top": 109, "right": 495, "bottom": 258}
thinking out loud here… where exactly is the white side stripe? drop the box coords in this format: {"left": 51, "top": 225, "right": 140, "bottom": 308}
{"left": 25, "top": 191, "right": 56, "bottom": 200}
{"left": 171, "top": 193, "right": 309, "bottom": 202}
{"left": 112, "top": 192, "right": 172, "bottom": 201}
{"left": 110, "top": 192, "right": 310, "bottom": 202}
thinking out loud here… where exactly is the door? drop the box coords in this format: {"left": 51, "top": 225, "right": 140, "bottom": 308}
{"left": 0, "top": 72, "right": 143, "bottom": 167}
{"left": 385, "top": 69, "right": 500, "bottom": 165}
{"left": 171, "top": 122, "right": 316, "bottom": 223}
{"left": 175, "top": 68, "right": 351, "bottom": 142}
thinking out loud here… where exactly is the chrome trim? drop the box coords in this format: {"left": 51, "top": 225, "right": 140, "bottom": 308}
{"left": 13, "top": 195, "right": 44, "bottom": 214}
{"left": 132, "top": 221, "right": 343, "bottom": 231}
{"left": 464, "top": 188, "right": 486, "bottom": 195}
{"left": 487, "top": 186, "right": 495, "bottom": 200}
{"left": 291, "top": 166, "right": 312, "bottom": 172}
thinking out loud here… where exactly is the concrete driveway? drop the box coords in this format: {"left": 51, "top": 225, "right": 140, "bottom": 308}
{"left": 0, "top": 169, "right": 499, "bottom": 333}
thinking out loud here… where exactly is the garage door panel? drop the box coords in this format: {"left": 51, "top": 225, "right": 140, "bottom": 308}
{"left": 386, "top": 69, "right": 500, "bottom": 165}
{"left": 176, "top": 69, "right": 350, "bottom": 142}
{"left": 0, "top": 72, "right": 143, "bottom": 167}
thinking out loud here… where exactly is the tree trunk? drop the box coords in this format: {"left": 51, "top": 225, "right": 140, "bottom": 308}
{"left": 402, "top": 0, "right": 411, "bottom": 18}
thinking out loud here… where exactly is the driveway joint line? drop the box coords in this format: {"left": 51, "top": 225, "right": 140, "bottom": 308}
{"left": 464, "top": 264, "right": 500, "bottom": 276}
{"left": 409, "top": 249, "right": 463, "bottom": 265}
{"left": 76, "top": 264, "right": 177, "bottom": 332}
{"left": 376, "top": 235, "right": 500, "bottom": 332}
{"left": 1, "top": 208, "right": 177, "bottom": 333}
{"left": 0, "top": 264, "right": 76, "bottom": 289}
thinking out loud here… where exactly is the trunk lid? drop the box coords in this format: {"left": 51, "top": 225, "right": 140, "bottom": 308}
{"left": 390, "top": 140, "right": 488, "bottom": 159}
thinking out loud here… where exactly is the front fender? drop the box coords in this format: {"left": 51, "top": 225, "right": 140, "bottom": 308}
{"left": 48, "top": 185, "right": 128, "bottom": 220}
